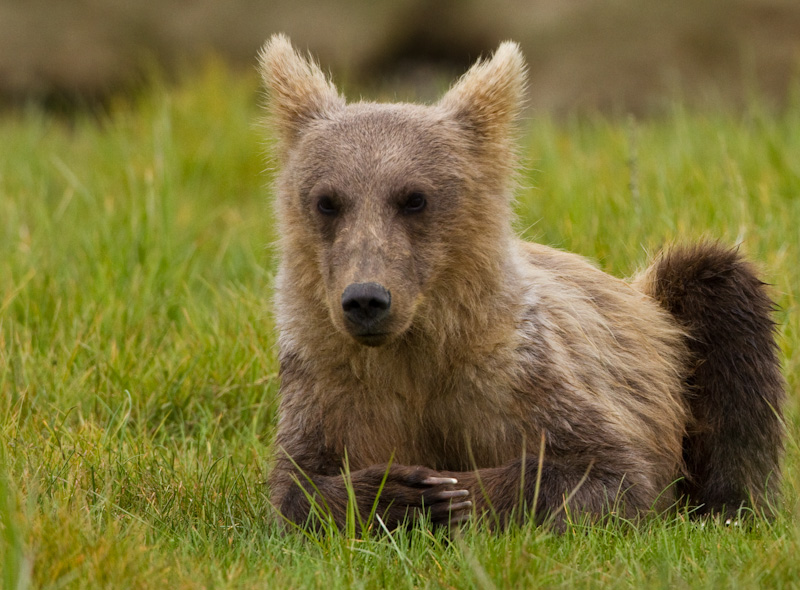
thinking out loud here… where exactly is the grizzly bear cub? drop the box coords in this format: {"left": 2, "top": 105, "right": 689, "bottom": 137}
{"left": 259, "top": 34, "right": 784, "bottom": 530}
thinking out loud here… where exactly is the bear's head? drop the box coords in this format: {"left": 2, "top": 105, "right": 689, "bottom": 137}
{"left": 260, "top": 35, "right": 526, "bottom": 348}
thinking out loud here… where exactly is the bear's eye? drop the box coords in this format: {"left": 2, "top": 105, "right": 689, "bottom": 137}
{"left": 317, "top": 195, "right": 339, "bottom": 216}
{"left": 401, "top": 192, "right": 427, "bottom": 214}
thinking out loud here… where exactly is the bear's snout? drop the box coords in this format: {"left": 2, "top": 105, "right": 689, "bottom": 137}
{"left": 341, "top": 282, "right": 392, "bottom": 345}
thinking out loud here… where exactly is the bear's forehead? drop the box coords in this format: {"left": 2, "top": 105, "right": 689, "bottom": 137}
{"left": 308, "top": 103, "right": 451, "bottom": 152}
{"left": 291, "top": 104, "right": 464, "bottom": 190}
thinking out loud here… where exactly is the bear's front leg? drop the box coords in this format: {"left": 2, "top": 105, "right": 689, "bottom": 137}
{"left": 443, "top": 454, "right": 658, "bottom": 530}
{"left": 270, "top": 461, "right": 472, "bottom": 531}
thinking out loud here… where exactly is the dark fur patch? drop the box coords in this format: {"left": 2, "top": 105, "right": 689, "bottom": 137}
{"left": 643, "top": 243, "right": 785, "bottom": 516}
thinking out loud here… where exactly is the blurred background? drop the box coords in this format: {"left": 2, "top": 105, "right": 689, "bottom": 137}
{"left": 1, "top": 0, "right": 799, "bottom": 115}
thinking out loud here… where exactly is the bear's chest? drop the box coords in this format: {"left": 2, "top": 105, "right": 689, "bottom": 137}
{"left": 322, "top": 369, "right": 530, "bottom": 471}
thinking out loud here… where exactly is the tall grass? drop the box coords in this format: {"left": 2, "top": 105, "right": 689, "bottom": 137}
{"left": 1, "top": 64, "right": 798, "bottom": 588}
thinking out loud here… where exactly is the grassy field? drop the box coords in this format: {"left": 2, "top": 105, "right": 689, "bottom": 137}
{"left": 1, "top": 64, "right": 798, "bottom": 589}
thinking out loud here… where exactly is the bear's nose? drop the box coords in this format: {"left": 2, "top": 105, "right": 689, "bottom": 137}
{"left": 341, "top": 282, "right": 391, "bottom": 329}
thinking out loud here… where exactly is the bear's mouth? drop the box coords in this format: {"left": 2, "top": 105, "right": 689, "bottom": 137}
{"left": 347, "top": 329, "right": 392, "bottom": 348}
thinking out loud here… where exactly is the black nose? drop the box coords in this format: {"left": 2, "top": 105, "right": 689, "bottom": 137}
{"left": 341, "top": 282, "right": 391, "bottom": 329}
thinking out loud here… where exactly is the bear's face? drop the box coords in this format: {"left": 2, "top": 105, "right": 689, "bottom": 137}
{"left": 284, "top": 104, "right": 470, "bottom": 346}
{"left": 260, "top": 34, "right": 526, "bottom": 347}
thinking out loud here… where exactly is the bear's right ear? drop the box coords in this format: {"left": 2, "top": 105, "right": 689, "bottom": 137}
{"left": 258, "top": 34, "right": 344, "bottom": 151}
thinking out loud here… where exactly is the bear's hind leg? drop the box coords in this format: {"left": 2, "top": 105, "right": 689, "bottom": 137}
{"left": 636, "top": 243, "right": 785, "bottom": 517}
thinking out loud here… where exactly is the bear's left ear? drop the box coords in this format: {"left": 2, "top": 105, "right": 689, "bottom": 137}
{"left": 258, "top": 34, "right": 344, "bottom": 154}
{"left": 438, "top": 41, "right": 527, "bottom": 146}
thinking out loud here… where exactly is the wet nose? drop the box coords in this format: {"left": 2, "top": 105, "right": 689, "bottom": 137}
{"left": 341, "top": 282, "right": 391, "bottom": 329}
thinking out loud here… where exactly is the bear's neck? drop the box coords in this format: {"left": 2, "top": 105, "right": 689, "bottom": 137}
{"left": 408, "top": 235, "right": 523, "bottom": 363}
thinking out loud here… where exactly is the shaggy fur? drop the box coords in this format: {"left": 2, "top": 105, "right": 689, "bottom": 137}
{"left": 634, "top": 246, "right": 785, "bottom": 516}
{"left": 259, "top": 34, "right": 785, "bottom": 531}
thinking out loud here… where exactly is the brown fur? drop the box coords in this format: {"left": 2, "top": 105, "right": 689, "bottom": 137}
{"left": 259, "top": 35, "right": 785, "bottom": 531}
{"left": 634, "top": 245, "right": 785, "bottom": 517}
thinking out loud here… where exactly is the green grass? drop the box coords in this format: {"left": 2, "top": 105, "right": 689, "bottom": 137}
{"left": 1, "top": 63, "right": 798, "bottom": 589}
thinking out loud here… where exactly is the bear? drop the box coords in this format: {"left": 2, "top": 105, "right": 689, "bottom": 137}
{"left": 258, "top": 34, "right": 785, "bottom": 531}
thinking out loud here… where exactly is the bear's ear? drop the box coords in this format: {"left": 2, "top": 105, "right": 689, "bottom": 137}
{"left": 258, "top": 34, "right": 344, "bottom": 151}
{"left": 438, "top": 41, "right": 527, "bottom": 146}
